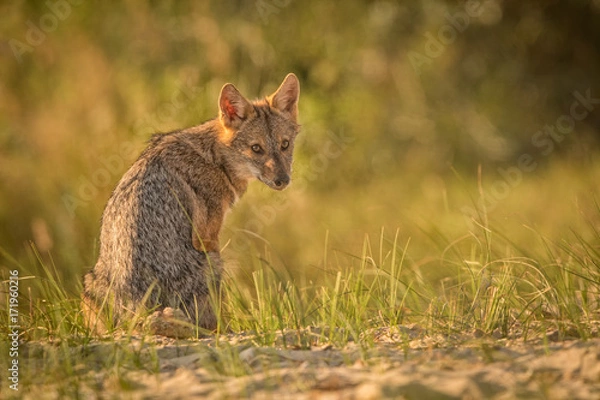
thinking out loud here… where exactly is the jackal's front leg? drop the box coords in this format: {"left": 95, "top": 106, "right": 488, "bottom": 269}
{"left": 191, "top": 204, "right": 222, "bottom": 253}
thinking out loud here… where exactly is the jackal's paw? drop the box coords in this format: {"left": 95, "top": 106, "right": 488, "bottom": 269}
{"left": 146, "top": 307, "right": 194, "bottom": 338}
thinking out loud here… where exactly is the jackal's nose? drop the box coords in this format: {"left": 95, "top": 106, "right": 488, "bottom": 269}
{"left": 274, "top": 175, "right": 290, "bottom": 188}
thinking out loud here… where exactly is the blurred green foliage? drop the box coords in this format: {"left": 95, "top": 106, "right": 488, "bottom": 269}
{"left": 1, "top": 1, "right": 599, "bottom": 291}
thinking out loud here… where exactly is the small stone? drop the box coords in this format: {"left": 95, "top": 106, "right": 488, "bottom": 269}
{"left": 581, "top": 351, "right": 600, "bottom": 382}
{"left": 354, "top": 382, "right": 382, "bottom": 400}
{"left": 239, "top": 347, "right": 257, "bottom": 363}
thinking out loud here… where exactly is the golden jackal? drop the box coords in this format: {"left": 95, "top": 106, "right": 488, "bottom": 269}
{"left": 83, "top": 74, "right": 300, "bottom": 332}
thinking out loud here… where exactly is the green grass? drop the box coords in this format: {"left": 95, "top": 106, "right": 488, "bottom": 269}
{"left": 2, "top": 199, "right": 599, "bottom": 396}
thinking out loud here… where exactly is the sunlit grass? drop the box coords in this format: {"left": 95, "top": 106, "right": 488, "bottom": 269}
{"left": 1, "top": 180, "right": 600, "bottom": 396}
{"left": 222, "top": 219, "right": 599, "bottom": 346}
{"left": 2, "top": 206, "right": 600, "bottom": 346}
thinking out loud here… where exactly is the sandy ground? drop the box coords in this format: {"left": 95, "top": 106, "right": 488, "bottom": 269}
{"left": 10, "top": 327, "right": 600, "bottom": 399}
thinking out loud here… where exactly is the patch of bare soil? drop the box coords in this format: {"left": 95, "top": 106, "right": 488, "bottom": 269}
{"left": 13, "top": 327, "right": 600, "bottom": 399}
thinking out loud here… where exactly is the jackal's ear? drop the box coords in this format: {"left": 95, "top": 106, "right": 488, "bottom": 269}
{"left": 219, "top": 83, "right": 253, "bottom": 129}
{"left": 267, "top": 73, "right": 300, "bottom": 122}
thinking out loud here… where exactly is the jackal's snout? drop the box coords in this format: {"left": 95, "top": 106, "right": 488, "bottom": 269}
{"left": 260, "top": 160, "right": 291, "bottom": 190}
{"left": 262, "top": 175, "right": 290, "bottom": 190}
{"left": 274, "top": 174, "right": 290, "bottom": 189}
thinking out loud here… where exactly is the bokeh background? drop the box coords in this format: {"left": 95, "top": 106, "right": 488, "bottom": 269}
{"left": 2, "top": 1, "right": 600, "bottom": 293}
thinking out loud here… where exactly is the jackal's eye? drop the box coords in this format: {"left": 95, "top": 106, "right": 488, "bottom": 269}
{"left": 251, "top": 144, "right": 263, "bottom": 154}
{"left": 281, "top": 140, "right": 290, "bottom": 150}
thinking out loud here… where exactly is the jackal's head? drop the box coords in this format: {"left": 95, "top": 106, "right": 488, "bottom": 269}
{"left": 217, "top": 73, "right": 300, "bottom": 191}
